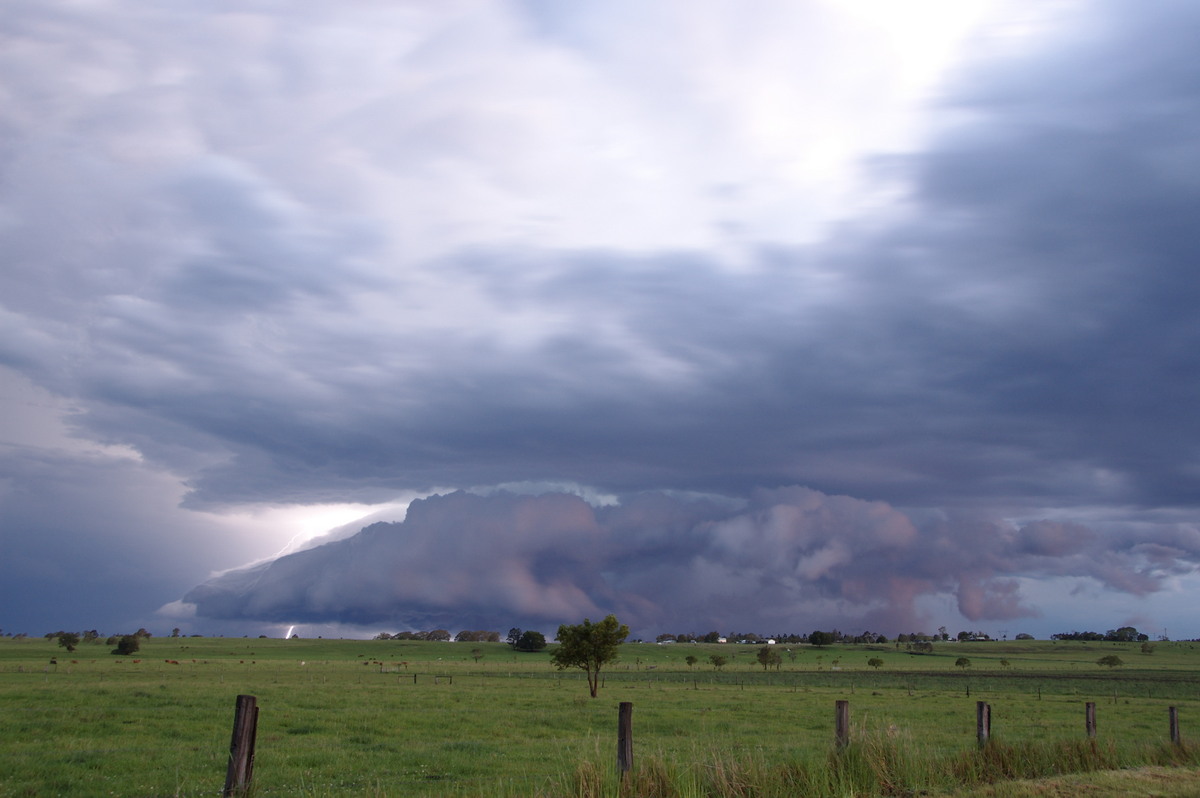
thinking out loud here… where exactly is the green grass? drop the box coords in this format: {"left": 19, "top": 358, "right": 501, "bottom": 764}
{"left": 2, "top": 637, "right": 1199, "bottom": 796}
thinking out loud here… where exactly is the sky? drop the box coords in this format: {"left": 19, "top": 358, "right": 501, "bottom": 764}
{"left": 3, "top": 1, "right": 1199, "bottom": 641}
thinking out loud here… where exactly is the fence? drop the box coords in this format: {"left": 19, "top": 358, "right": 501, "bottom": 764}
{"left": 221, "top": 693, "right": 1187, "bottom": 795}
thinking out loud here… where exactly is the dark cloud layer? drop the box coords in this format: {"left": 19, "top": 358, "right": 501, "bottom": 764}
{"left": 3, "top": 2, "right": 1200, "bottom": 635}
{"left": 183, "top": 488, "right": 1195, "bottom": 637}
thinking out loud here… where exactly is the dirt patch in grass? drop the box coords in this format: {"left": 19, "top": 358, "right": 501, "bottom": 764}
{"left": 942, "top": 766, "right": 1200, "bottom": 797}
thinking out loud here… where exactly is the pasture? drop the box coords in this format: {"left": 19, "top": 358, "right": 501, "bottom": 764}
{"left": 2, "top": 635, "right": 1199, "bottom": 796}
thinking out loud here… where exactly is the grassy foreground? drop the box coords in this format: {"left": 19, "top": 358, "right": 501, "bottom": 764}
{"left": 2, "top": 636, "right": 1199, "bottom": 796}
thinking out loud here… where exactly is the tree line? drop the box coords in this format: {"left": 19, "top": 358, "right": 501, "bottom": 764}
{"left": 1051, "top": 626, "right": 1151, "bottom": 642}
{"left": 45, "top": 628, "right": 155, "bottom": 656}
{"left": 373, "top": 629, "right": 501, "bottom": 642}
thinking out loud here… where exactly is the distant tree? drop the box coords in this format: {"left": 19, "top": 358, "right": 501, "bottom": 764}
{"left": 134, "top": 628, "right": 152, "bottom": 638}
{"left": 374, "top": 632, "right": 393, "bottom": 640}
{"left": 507, "top": 628, "right": 522, "bottom": 648}
{"left": 756, "top": 645, "right": 782, "bottom": 671}
{"left": 56, "top": 632, "right": 80, "bottom": 653}
{"left": 1015, "top": 633, "right": 1035, "bottom": 640}
{"left": 81, "top": 630, "right": 100, "bottom": 643}
{"left": 1000, "top": 659, "right": 1011, "bottom": 670}
{"left": 470, "top": 648, "right": 484, "bottom": 663}
{"left": 1141, "top": 641, "right": 1156, "bottom": 655}
{"left": 938, "top": 626, "right": 949, "bottom": 641}
{"left": 867, "top": 657, "right": 884, "bottom": 669}
{"left": 955, "top": 657, "right": 971, "bottom": 670}
{"left": 1106, "top": 626, "right": 1140, "bottom": 643}
{"left": 809, "top": 630, "right": 835, "bottom": 647}
{"left": 1097, "top": 655, "right": 1124, "bottom": 668}
{"left": 551, "top": 615, "right": 629, "bottom": 698}
{"left": 112, "top": 635, "right": 140, "bottom": 656}
{"left": 685, "top": 655, "right": 698, "bottom": 669}
{"left": 514, "top": 630, "right": 547, "bottom": 652}
{"left": 709, "top": 654, "right": 727, "bottom": 671}
{"left": 456, "top": 630, "right": 498, "bottom": 643}
{"left": 170, "top": 627, "right": 181, "bottom": 638}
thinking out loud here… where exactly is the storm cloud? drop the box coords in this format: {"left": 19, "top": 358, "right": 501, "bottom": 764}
{"left": 3, "top": 1, "right": 1200, "bottom": 636}
{"left": 181, "top": 488, "right": 1195, "bottom": 637}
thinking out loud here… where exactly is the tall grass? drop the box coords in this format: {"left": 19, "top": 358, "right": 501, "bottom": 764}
{"left": 544, "top": 735, "right": 1200, "bottom": 798}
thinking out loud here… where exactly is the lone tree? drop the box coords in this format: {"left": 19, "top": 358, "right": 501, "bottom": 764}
{"left": 867, "top": 657, "right": 884, "bottom": 669}
{"left": 551, "top": 614, "right": 629, "bottom": 698}
{"left": 955, "top": 657, "right": 972, "bottom": 670}
{"left": 757, "top": 645, "right": 782, "bottom": 671}
{"left": 709, "top": 654, "right": 727, "bottom": 671}
{"left": 513, "top": 630, "right": 547, "bottom": 652}
{"left": 1097, "top": 654, "right": 1124, "bottom": 668}
{"left": 809, "top": 630, "right": 835, "bottom": 647}
{"left": 56, "top": 632, "right": 80, "bottom": 653}
{"left": 112, "top": 635, "right": 140, "bottom": 656}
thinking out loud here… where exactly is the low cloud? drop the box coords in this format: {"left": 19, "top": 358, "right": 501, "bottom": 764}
{"left": 181, "top": 486, "right": 1196, "bottom": 636}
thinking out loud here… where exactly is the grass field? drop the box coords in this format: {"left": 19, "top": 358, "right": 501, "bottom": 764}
{"left": 2, "top": 635, "right": 1199, "bottom": 796}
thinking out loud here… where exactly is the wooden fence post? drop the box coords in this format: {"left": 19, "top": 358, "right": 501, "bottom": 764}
{"left": 1170, "top": 706, "right": 1181, "bottom": 745}
{"left": 1085, "top": 702, "right": 1096, "bottom": 738}
{"left": 617, "top": 702, "right": 633, "bottom": 775}
{"left": 835, "top": 699, "right": 850, "bottom": 748}
{"left": 223, "top": 694, "right": 259, "bottom": 797}
{"left": 976, "top": 701, "right": 990, "bottom": 747}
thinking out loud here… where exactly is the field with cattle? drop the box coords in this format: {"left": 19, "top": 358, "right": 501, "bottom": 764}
{"left": 2, "top": 635, "right": 1200, "bottom": 796}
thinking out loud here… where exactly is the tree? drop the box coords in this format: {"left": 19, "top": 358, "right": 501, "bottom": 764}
{"left": 514, "top": 630, "right": 546, "bottom": 652}
{"left": 470, "top": 647, "right": 484, "bottom": 663}
{"left": 685, "top": 655, "right": 698, "bottom": 669}
{"left": 756, "top": 645, "right": 782, "bottom": 671}
{"left": 1097, "top": 655, "right": 1124, "bottom": 668}
{"left": 709, "top": 654, "right": 727, "bottom": 671}
{"left": 551, "top": 615, "right": 629, "bottom": 698}
{"left": 507, "top": 628, "right": 523, "bottom": 647}
{"left": 1140, "top": 641, "right": 1156, "bottom": 655}
{"left": 867, "top": 657, "right": 883, "bottom": 669}
{"left": 56, "top": 632, "right": 80, "bottom": 653}
{"left": 112, "top": 635, "right": 140, "bottom": 656}
{"left": 955, "top": 657, "right": 971, "bottom": 670}
{"left": 809, "top": 630, "right": 835, "bottom": 647}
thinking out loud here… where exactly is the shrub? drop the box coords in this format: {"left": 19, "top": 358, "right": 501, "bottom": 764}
{"left": 112, "top": 635, "right": 140, "bottom": 656}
